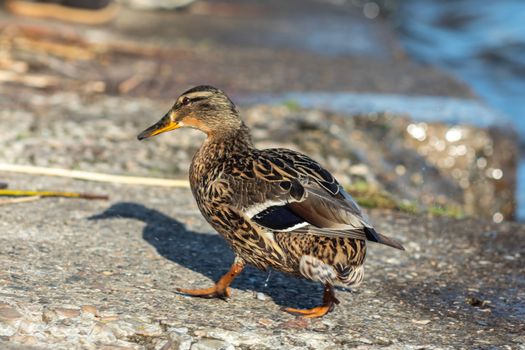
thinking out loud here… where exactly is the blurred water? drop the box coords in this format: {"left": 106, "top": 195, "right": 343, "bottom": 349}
{"left": 239, "top": 92, "right": 505, "bottom": 127}
{"left": 394, "top": 0, "right": 525, "bottom": 219}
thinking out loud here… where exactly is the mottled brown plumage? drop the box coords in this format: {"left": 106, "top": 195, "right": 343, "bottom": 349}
{"left": 138, "top": 85, "right": 404, "bottom": 318}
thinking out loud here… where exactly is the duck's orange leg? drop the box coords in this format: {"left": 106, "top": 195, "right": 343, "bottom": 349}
{"left": 176, "top": 261, "right": 244, "bottom": 300}
{"left": 284, "top": 283, "right": 340, "bottom": 318}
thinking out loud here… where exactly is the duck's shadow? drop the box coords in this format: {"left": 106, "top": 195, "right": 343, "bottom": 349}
{"left": 90, "top": 202, "right": 326, "bottom": 309}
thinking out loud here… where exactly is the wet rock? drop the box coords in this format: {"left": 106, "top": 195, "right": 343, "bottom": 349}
{"left": 245, "top": 107, "right": 518, "bottom": 219}
{"left": 2, "top": 91, "right": 514, "bottom": 220}
{"left": 397, "top": 118, "right": 517, "bottom": 219}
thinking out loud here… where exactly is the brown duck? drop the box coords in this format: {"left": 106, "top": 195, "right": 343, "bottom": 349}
{"left": 138, "top": 85, "right": 404, "bottom": 318}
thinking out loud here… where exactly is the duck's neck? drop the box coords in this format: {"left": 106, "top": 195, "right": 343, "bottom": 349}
{"left": 192, "top": 122, "right": 254, "bottom": 170}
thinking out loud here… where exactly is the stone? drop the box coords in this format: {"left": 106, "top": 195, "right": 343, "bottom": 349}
{"left": 169, "top": 327, "right": 188, "bottom": 334}
{"left": 411, "top": 319, "right": 431, "bottom": 325}
{"left": 0, "top": 323, "right": 17, "bottom": 338}
{"left": 0, "top": 306, "right": 22, "bottom": 321}
{"left": 106, "top": 320, "right": 140, "bottom": 338}
{"left": 8, "top": 334, "right": 38, "bottom": 345}
{"left": 81, "top": 305, "right": 99, "bottom": 315}
{"left": 42, "top": 308, "right": 58, "bottom": 324}
{"left": 255, "top": 292, "right": 266, "bottom": 301}
{"left": 135, "top": 322, "right": 163, "bottom": 337}
{"left": 98, "top": 315, "right": 120, "bottom": 323}
{"left": 204, "top": 329, "right": 255, "bottom": 347}
{"left": 190, "top": 338, "right": 234, "bottom": 350}
{"left": 299, "top": 332, "right": 337, "bottom": 349}
{"left": 168, "top": 332, "right": 193, "bottom": 350}
{"left": 89, "top": 323, "right": 119, "bottom": 344}
{"left": 55, "top": 307, "right": 81, "bottom": 318}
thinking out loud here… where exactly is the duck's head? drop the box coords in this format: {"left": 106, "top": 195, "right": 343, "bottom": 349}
{"left": 137, "top": 85, "right": 242, "bottom": 140}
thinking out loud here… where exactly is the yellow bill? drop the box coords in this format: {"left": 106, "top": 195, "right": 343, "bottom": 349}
{"left": 137, "top": 113, "right": 180, "bottom": 140}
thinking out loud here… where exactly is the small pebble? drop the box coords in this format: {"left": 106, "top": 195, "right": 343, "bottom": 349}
{"left": 255, "top": 292, "right": 266, "bottom": 301}
{"left": 9, "top": 334, "right": 38, "bottom": 345}
{"left": 0, "top": 307, "right": 22, "bottom": 321}
{"left": 55, "top": 307, "right": 80, "bottom": 318}
{"left": 257, "top": 318, "right": 274, "bottom": 327}
{"left": 170, "top": 327, "right": 189, "bottom": 334}
{"left": 190, "top": 338, "right": 234, "bottom": 350}
{"left": 135, "top": 322, "right": 163, "bottom": 337}
{"left": 358, "top": 337, "right": 373, "bottom": 344}
{"left": 81, "top": 305, "right": 98, "bottom": 315}
{"left": 411, "top": 319, "right": 431, "bottom": 325}
{"left": 99, "top": 315, "right": 120, "bottom": 323}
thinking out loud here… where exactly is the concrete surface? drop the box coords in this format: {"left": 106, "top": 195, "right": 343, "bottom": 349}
{"left": 0, "top": 173, "right": 524, "bottom": 349}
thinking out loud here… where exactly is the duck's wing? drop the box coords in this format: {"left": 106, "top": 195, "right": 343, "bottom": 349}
{"left": 228, "top": 148, "right": 404, "bottom": 250}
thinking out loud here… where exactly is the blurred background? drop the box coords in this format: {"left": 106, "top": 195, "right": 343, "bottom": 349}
{"left": 0, "top": 0, "right": 523, "bottom": 222}
{"left": 396, "top": 0, "right": 525, "bottom": 221}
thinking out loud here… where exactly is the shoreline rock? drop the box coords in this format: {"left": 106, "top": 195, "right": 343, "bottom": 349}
{"left": 1, "top": 89, "right": 515, "bottom": 219}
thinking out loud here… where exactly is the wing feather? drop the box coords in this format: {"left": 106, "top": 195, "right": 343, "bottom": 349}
{"left": 226, "top": 148, "right": 404, "bottom": 250}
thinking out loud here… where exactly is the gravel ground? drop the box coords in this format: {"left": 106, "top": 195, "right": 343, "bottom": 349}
{"left": 0, "top": 173, "right": 524, "bottom": 349}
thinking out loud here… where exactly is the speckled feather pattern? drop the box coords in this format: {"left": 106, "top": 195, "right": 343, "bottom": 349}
{"left": 137, "top": 86, "right": 403, "bottom": 316}
{"left": 189, "top": 123, "right": 369, "bottom": 287}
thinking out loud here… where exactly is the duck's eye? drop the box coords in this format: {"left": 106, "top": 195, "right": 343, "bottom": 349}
{"left": 181, "top": 97, "right": 190, "bottom": 106}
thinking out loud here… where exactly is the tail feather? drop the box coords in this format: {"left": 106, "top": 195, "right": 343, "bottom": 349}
{"left": 364, "top": 227, "right": 405, "bottom": 250}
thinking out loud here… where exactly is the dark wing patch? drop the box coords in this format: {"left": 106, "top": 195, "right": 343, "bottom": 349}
{"left": 289, "top": 180, "right": 305, "bottom": 201}
{"left": 364, "top": 227, "right": 405, "bottom": 250}
{"left": 319, "top": 180, "right": 340, "bottom": 195}
{"left": 252, "top": 205, "right": 306, "bottom": 231}
{"left": 232, "top": 148, "right": 404, "bottom": 249}
{"left": 364, "top": 226, "right": 380, "bottom": 242}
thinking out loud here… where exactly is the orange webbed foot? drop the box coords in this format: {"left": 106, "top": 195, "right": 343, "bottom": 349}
{"left": 176, "top": 286, "right": 231, "bottom": 300}
{"left": 283, "top": 305, "right": 334, "bottom": 318}
{"left": 283, "top": 283, "right": 340, "bottom": 318}
{"left": 176, "top": 261, "right": 244, "bottom": 300}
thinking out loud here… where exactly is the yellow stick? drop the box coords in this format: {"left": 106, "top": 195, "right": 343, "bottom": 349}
{"left": 0, "top": 189, "right": 108, "bottom": 200}
{"left": 0, "top": 163, "right": 190, "bottom": 188}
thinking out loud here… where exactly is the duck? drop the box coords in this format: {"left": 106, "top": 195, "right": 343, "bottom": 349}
{"left": 137, "top": 85, "right": 404, "bottom": 318}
